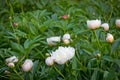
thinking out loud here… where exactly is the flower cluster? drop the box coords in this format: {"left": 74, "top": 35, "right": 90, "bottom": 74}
{"left": 47, "top": 33, "right": 71, "bottom": 46}
{"left": 87, "top": 19, "right": 116, "bottom": 43}
{"left": 5, "top": 56, "right": 33, "bottom": 72}
{"left": 45, "top": 46, "right": 75, "bottom": 66}
{"left": 5, "top": 56, "right": 18, "bottom": 68}
{"left": 46, "top": 33, "right": 75, "bottom": 66}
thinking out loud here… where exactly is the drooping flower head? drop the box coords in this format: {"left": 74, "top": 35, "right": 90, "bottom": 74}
{"left": 87, "top": 19, "right": 101, "bottom": 29}
{"left": 101, "top": 23, "right": 109, "bottom": 31}
{"left": 6, "top": 56, "right": 18, "bottom": 64}
{"left": 115, "top": 19, "right": 120, "bottom": 28}
{"left": 106, "top": 33, "right": 114, "bottom": 43}
{"left": 47, "top": 36, "right": 61, "bottom": 46}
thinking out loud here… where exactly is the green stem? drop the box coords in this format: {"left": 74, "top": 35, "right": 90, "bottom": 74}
{"left": 54, "top": 66, "right": 65, "bottom": 78}
{"left": 94, "top": 30, "right": 100, "bottom": 48}
{"left": 13, "top": 69, "right": 24, "bottom": 80}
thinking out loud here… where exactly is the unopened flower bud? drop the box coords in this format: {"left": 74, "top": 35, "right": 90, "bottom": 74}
{"left": 13, "top": 22, "right": 18, "bottom": 27}
{"left": 45, "top": 53, "right": 50, "bottom": 57}
{"left": 8, "top": 63, "right": 15, "bottom": 68}
{"left": 4, "top": 70, "right": 10, "bottom": 74}
{"left": 9, "top": 16, "right": 12, "bottom": 20}
{"left": 115, "top": 19, "right": 120, "bottom": 28}
{"left": 63, "top": 39, "right": 70, "bottom": 45}
{"left": 101, "top": 23, "right": 109, "bottom": 31}
{"left": 22, "top": 59, "right": 33, "bottom": 72}
{"left": 62, "top": 14, "right": 70, "bottom": 19}
{"left": 45, "top": 57, "right": 54, "bottom": 66}
{"left": 96, "top": 53, "right": 101, "bottom": 58}
{"left": 106, "top": 33, "right": 114, "bottom": 43}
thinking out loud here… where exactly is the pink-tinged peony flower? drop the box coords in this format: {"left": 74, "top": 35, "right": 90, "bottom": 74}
{"left": 62, "top": 15, "right": 70, "bottom": 19}
{"left": 115, "top": 19, "right": 120, "bottom": 28}
{"left": 45, "top": 57, "right": 54, "bottom": 66}
{"left": 13, "top": 22, "right": 18, "bottom": 27}
{"left": 87, "top": 19, "right": 101, "bottom": 29}
{"left": 101, "top": 23, "right": 109, "bottom": 31}
{"left": 106, "top": 33, "right": 114, "bottom": 43}
{"left": 6, "top": 56, "right": 18, "bottom": 64}
{"left": 22, "top": 59, "right": 33, "bottom": 72}
{"left": 47, "top": 36, "right": 61, "bottom": 46}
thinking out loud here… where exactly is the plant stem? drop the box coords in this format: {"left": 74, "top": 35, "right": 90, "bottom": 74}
{"left": 94, "top": 30, "right": 100, "bottom": 48}
{"left": 54, "top": 66, "right": 65, "bottom": 78}
{"left": 13, "top": 69, "right": 24, "bottom": 80}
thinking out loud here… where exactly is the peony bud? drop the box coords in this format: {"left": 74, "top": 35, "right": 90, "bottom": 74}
{"left": 63, "top": 39, "right": 70, "bottom": 45}
{"left": 4, "top": 70, "right": 10, "bottom": 74}
{"left": 101, "top": 23, "right": 109, "bottom": 31}
{"left": 9, "top": 16, "right": 12, "bottom": 20}
{"left": 87, "top": 19, "right": 101, "bottom": 29}
{"left": 106, "top": 33, "right": 114, "bottom": 43}
{"left": 22, "top": 59, "right": 33, "bottom": 72}
{"left": 7, "top": 63, "right": 15, "bottom": 68}
{"left": 13, "top": 22, "right": 18, "bottom": 27}
{"left": 115, "top": 19, "right": 120, "bottom": 28}
{"left": 45, "top": 57, "right": 54, "bottom": 66}
{"left": 96, "top": 53, "right": 101, "bottom": 58}
{"left": 62, "top": 14, "right": 70, "bottom": 19}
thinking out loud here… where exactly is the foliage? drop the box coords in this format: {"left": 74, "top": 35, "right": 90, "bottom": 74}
{"left": 0, "top": 0, "right": 120, "bottom": 80}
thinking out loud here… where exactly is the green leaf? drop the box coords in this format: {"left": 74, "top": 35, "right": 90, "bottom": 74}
{"left": 32, "top": 60, "right": 39, "bottom": 75}
{"left": 102, "top": 56, "right": 113, "bottom": 62}
{"left": 112, "top": 38, "right": 120, "bottom": 52}
{"left": 91, "top": 69, "right": 98, "bottom": 80}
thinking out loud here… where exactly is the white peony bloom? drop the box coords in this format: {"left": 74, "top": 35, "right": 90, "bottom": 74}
{"left": 22, "top": 59, "right": 33, "bottom": 72}
{"left": 87, "top": 19, "right": 101, "bottom": 29}
{"left": 106, "top": 33, "right": 114, "bottom": 43}
{"left": 45, "top": 57, "right": 54, "bottom": 66}
{"left": 7, "top": 62, "right": 15, "bottom": 68}
{"left": 47, "top": 36, "right": 61, "bottom": 46}
{"left": 101, "top": 23, "right": 109, "bottom": 31}
{"left": 51, "top": 46, "right": 75, "bottom": 64}
{"left": 115, "top": 19, "right": 120, "bottom": 28}
{"left": 62, "top": 34, "right": 71, "bottom": 45}
{"left": 6, "top": 56, "right": 18, "bottom": 64}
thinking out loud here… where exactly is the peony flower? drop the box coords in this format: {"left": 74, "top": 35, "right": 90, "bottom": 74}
{"left": 87, "top": 19, "right": 101, "bottom": 29}
{"left": 6, "top": 56, "right": 18, "bottom": 64}
{"left": 51, "top": 46, "right": 75, "bottom": 64}
{"left": 45, "top": 57, "right": 54, "bottom": 66}
{"left": 101, "top": 23, "right": 109, "bottom": 31}
{"left": 7, "top": 63, "right": 15, "bottom": 68}
{"left": 106, "top": 33, "right": 114, "bottom": 43}
{"left": 115, "top": 19, "right": 120, "bottom": 28}
{"left": 47, "top": 36, "right": 61, "bottom": 46}
{"left": 62, "top": 33, "right": 71, "bottom": 45}
{"left": 22, "top": 59, "right": 33, "bottom": 72}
